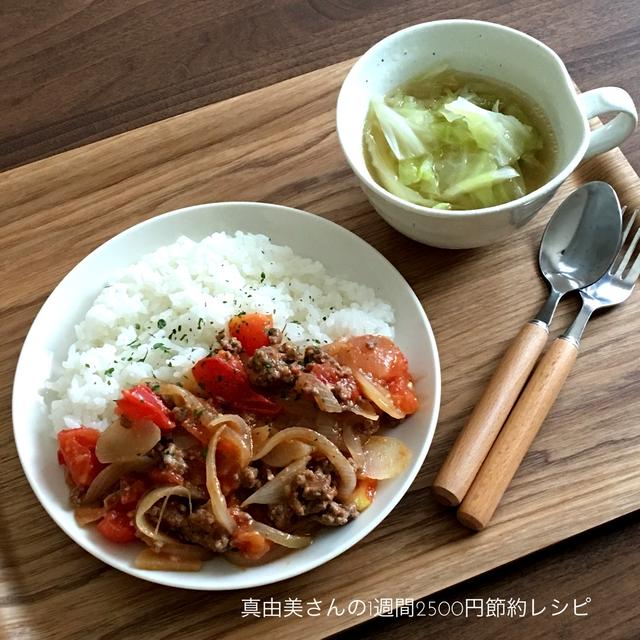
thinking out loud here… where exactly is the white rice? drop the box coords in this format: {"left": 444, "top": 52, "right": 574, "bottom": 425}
{"left": 47, "top": 231, "right": 394, "bottom": 431}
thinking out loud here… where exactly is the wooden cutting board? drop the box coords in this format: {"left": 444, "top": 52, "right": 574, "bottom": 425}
{"left": 1, "top": 58, "right": 639, "bottom": 640}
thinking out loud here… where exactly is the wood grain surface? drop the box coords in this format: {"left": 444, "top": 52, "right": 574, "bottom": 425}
{"left": 459, "top": 337, "right": 580, "bottom": 531}
{"left": 1, "top": 0, "right": 639, "bottom": 173}
{"left": 433, "top": 321, "right": 549, "bottom": 507}
{"left": 336, "top": 511, "right": 640, "bottom": 640}
{"left": 1, "top": 53, "right": 640, "bottom": 639}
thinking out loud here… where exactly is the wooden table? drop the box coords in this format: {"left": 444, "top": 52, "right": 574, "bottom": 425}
{"left": 1, "top": 2, "right": 639, "bottom": 638}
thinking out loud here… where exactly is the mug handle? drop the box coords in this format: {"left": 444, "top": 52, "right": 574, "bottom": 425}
{"left": 577, "top": 87, "right": 637, "bottom": 160}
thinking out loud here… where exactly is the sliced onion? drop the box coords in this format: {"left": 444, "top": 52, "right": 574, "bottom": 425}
{"left": 74, "top": 506, "right": 105, "bottom": 525}
{"left": 171, "top": 432, "right": 201, "bottom": 450}
{"left": 180, "top": 370, "right": 202, "bottom": 395}
{"left": 207, "top": 413, "right": 249, "bottom": 432}
{"left": 157, "top": 383, "right": 218, "bottom": 424}
{"left": 342, "top": 424, "right": 365, "bottom": 470}
{"left": 135, "top": 485, "right": 192, "bottom": 545}
{"left": 207, "top": 414, "right": 252, "bottom": 459}
{"left": 205, "top": 427, "right": 237, "bottom": 534}
{"left": 84, "top": 456, "right": 154, "bottom": 504}
{"left": 241, "top": 456, "right": 310, "bottom": 507}
{"left": 275, "top": 396, "right": 321, "bottom": 420}
{"left": 262, "top": 441, "right": 313, "bottom": 467}
{"left": 152, "top": 542, "right": 211, "bottom": 561}
{"left": 361, "top": 435, "right": 412, "bottom": 479}
{"left": 219, "top": 425, "right": 252, "bottom": 469}
{"left": 252, "top": 425, "right": 276, "bottom": 452}
{"left": 250, "top": 520, "right": 312, "bottom": 549}
{"left": 353, "top": 370, "right": 406, "bottom": 419}
{"left": 348, "top": 398, "right": 380, "bottom": 421}
{"left": 135, "top": 548, "right": 203, "bottom": 572}
{"left": 295, "top": 372, "right": 343, "bottom": 413}
{"left": 252, "top": 427, "right": 356, "bottom": 499}
{"left": 313, "top": 413, "right": 344, "bottom": 448}
{"left": 96, "top": 419, "right": 161, "bottom": 464}
{"left": 159, "top": 382, "right": 253, "bottom": 454}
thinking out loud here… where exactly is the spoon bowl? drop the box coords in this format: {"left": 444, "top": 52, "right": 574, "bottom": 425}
{"left": 539, "top": 182, "right": 622, "bottom": 293}
{"left": 538, "top": 181, "right": 622, "bottom": 307}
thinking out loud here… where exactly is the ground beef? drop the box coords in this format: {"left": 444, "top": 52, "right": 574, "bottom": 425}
{"left": 356, "top": 419, "right": 380, "bottom": 436}
{"left": 216, "top": 330, "right": 243, "bottom": 354}
{"left": 268, "top": 503, "right": 296, "bottom": 530}
{"left": 281, "top": 341, "right": 301, "bottom": 360}
{"left": 333, "top": 375, "right": 359, "bottom": 403}
{"left": 247, "top": 339, "right": 358, "bottom": 409}
{"left": 313, "top": 457, "right": 336, "bottom": 476}
{"left": 238, "top": 466, "right": 262, "bottom": 490}
{"left": 301, "top": 352, "right": 359, "bottom": 403}
{"left": 161, "top": 442, "right": 188, "bottom": 475}
{"left": 286, "top": 463, "right": 358, "bottom": 527}
{"left": 246, "top": 343, "right": 303, "bottom": 386}
{"left": 303, "top": 345, "right": 330, "bottom": 364}
{"left": 181, "top": 481, "right": 207, "bottom": 501}
{"left": 148, "top": 439, "right": 207, "bottom": 497}
{"left": 147, "top": 502, "right": 231, "bottom": 553}
{"left": 288, "top": 468, "right": 338, "bottom": 516}
{"left": 315, "top": 501, "right": 358, "bottom": 526}
{"left": 267, "top": 327, "right": 283, "bottom": 344}
{"left": 151, "top": 439, "right": 188, "bottom": 473}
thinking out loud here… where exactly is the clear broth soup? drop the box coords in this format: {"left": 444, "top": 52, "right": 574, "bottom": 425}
{"left": 363, "top": 68, "right": 557, "bottom": 210}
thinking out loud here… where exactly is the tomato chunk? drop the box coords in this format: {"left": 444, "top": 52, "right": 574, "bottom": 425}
{"left": 309, "top": 362, "right": 361, "bottom": 403}
{"left": 228, "top": 313, "right": 273, "bottom": 356}
{"left": 104, "top": 478, "right": 148, "bottom": 511}
{"left": 309, "top": 362, "right": 340, "bottom": 385}
{"left": 192, "top": 352, "right": 280, "bottom": 416}
{"left": 216, "top": 436, "right": 244, "bottom": 495}
{"left": 232, "top": 528, "right": 272, "bottom": 561}
{"left": 148, "top": 468, "right": 184, "bottom": 486}
{"left": 387, "top": 376, "right": 419, "bottom": 415}
{"left": 180, "top": 418, "right": 212, "bottom": 446}
{"left": 327, "top": 335, "right": 418, "bottom": 415}
{"left": 57, "top": 427, "right": 104, "bottom": 487}
{"left": 97, "top": 510, "right": 137, "bottom": 543}
{"left": 352, "top": 477, "right": 377, "bottom": 511}
{"left": 115, "top": 384, "right": 175, "bottom": 430}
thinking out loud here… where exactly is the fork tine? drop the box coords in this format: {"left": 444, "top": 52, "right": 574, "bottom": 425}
{"left": 620, "top": 205, "right": 635, "bottom": 244}
{"left": 625, "top": 234, "right": 640, "bottom": 284}
{"left": 615, "top": 211, "right": 640, "bottom": 276}
{"left": 611, "top": 207, "right": 634, "bottom": 274}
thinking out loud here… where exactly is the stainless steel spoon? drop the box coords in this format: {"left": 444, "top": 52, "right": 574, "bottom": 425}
{"left": 535, "top": 182, "right": 623, "bottom": 325}
{"left": 433, "top": 182, "right": 622, "bottom": 507}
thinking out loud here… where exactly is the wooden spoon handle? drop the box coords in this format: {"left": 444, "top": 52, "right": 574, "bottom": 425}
{"left": 432, "top": 321, "right": 548, "bottom": 506}
{"left": 457, "top": 337, "right": 579, "bottom": 530}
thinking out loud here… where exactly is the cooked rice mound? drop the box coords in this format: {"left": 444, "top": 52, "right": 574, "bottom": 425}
{"left": 47, "top": 231, "right": 394, "bottom": 430}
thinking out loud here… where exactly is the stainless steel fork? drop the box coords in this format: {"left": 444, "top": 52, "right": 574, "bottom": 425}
{"left": 564, "top": 209, "right": 640, "bottom": 346}
{"left": 458, "top": 209, "right": 640, "bottom": 530}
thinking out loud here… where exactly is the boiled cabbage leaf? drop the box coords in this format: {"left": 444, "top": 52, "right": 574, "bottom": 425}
{"left": 365, "top": 81, "right": 543, "bottom": 210}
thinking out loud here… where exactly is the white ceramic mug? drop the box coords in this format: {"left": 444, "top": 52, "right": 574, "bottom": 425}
{"left": 336, "top": 20, "right": 637, "bottom": 249}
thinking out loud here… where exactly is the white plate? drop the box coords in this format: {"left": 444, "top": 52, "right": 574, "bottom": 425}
{"left": 12, "top": 202, "right": 440, "bottom": 590}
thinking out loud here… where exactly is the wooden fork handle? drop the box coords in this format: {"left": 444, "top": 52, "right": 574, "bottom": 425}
{"left": 457, "top": 337, "right": 579, "bottom": 530}
{"left": 432, "top": 321, "right": 548, "bottom": 507}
